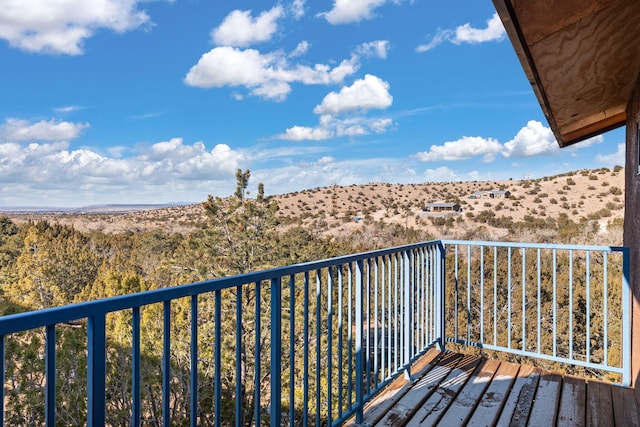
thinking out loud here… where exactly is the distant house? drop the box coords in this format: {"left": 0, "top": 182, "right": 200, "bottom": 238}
{"left": 424, "top": 202, "right": 461, "bottom": 213}
{"left": 469, "top": 190, "right": 511, "bottom": 199}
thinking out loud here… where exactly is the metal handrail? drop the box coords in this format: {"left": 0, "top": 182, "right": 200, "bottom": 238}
{"left": 0, "top": 239, "right": 630, "bottom": 426}
{"left": 0, "top": 240, "right": 445, "bottom": 426}
{"left": 441, "top": 240, "right": 630, "bottom": 386}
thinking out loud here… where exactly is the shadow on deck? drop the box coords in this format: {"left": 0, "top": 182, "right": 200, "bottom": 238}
{"left": 349, "top": 348, "right": 640, "bottom": 426}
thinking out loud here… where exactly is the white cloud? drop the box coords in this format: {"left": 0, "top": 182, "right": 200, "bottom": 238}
{"left": 314, "top": 74, "right": 392, "bottom": 115}
{"left": 185, "top": 41, "right": 382, "bottom": 101}
{"left": 596, "top": 143, "right": 625, "bottom": 167}
{"left": 250, "top": 81, "right": 293, "bottom": 102}
{"left": 416, "top": 13, "right": 505, "bottom": 53}
{"left": 569, "top": 134, "right": 605, "bottom": 149}
{"left": 0, "top": 137, "right": 245, "bottom": 205}
{"left": 453, "top": 12, "right": 506, "bottom": 44}
{"left": 0, "top": 118, "right": 89, "bottom": 142}
{"left": 0, "top": 0, "right": 151, "bottom": 55}
{"left": 416, "top": 136, "right": 502, "bottom": 162}
{"left": 356, "top": 40, "right": 390, "bottom": 59}
{"left": 184, "top": 47, "right": 283, "bottom": 88}
{"left": 274, "top": 75, "right": 394, "bottom": 141}
{"left": 414, "top": 121, "right": 574, "bottom": 163}
{"left": 320, "top": 0, "right": 387, "bottom": 24}
{"left": 254, "top": 155, "right": 419, "bottom": 195}
{"left": 53, "top": 105, "right": 84, "bottom": 113}
{"left": 278, "top": 126, "right": 333, "bottom": 141}
{"left": 423, "top": 166, "right": 460, "bottom": 182}
{"left": 211, "top": 7, "right": 284, "bottom": 48}
{"left": 290, "top": 0, "right": 306, "bottom": 19}
{"left": 501, "top": 120, "right": 559, "bottom": 158}
{"left": 290, "top": 41, "right": 310, "bottom": 57}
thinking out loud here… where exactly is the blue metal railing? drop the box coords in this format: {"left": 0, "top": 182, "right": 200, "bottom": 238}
{"left": 0, "top": 240, "right": 630, "bottom": 425}
{"left": 442, "top": 240, "right": 631, "bottom": 386}
{"left": 0, "top": 240, "right": 445, "bottom": 426}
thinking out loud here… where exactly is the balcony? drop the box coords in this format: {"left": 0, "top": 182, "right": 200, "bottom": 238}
{"left": 0, "top": 239, "right": 632, "bottom": 426}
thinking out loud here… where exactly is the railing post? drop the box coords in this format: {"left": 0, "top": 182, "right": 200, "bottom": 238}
{"left": 45, "top": 325, "right": 56, "bottom": 426}
{"left": 270, "top": 277, "right": 282, "bottom": 426}
{"left": 87, "top": 314, "right": 106, "bottom": 427}
{"left": 403, "top": 250, "right": 411, "bottom": 379}
{"left": 132, "top": 307, "right": 141, "bottom": 427}
{"left": 355, "top": 260, "right": 364, "bottom": 425}
{"left": 214, "top": 290, "right": 222, "bottom": 427}
{"left": 438, "top": 242, "right": 446, "bottom": 351}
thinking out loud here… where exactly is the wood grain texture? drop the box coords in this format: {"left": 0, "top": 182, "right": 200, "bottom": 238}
{"left": 611, "top": 385, "right": 640, "bottom": 427}
{"left": 495, "top": 0, "right": 640, "bottom": 146}
{"left": 354, "top": 351, "right": 638, "bottom": 427}
{"left": 495, "top": 364, "right": 540, "bottom": 426}
{"left": 436, "top": 358, "right": 501, "bottom": 426}
{"left": 405, "top": 354, "right": 482, "bottom": 427}
{"left": 586, "top": 380, "right": 613, "bottom": 426}
{"left": 557, "top": 375, "right": 586, "bottom": 427}
{"left": 374, "top": 351, "right": 464, "bottom": 426}
{"left": 528, "top": 371, "right": 563, "bottom": 426}
{"left": 346, "top": 348, "right": 443, "bottom": 426}
{"left": 466, "top": 360, "right": 520, "bottom": 426}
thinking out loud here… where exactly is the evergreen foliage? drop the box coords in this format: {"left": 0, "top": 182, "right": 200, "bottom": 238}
{"left": 0, "top": 168, "right": 627, "bottom": 424}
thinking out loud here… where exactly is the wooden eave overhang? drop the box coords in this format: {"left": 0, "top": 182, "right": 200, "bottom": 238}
{"left": 492, "top": 0, "right": 640, "bottom": 147}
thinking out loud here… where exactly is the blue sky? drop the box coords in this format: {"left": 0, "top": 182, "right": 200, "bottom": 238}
{"left": 0, "top": 0, "right": 626, "bottom": 207}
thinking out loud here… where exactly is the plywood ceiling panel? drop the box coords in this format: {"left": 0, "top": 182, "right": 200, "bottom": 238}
{"left": 494, "top": 0, "right": 640, "bottom": 146}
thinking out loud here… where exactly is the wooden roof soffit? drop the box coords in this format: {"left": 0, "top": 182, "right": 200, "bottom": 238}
{"left": 492, "top": 0, "right": 640, "bottom": 147}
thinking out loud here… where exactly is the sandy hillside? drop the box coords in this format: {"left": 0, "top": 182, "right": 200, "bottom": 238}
{"left": 6, "top": 167, "right": 625, "bottom": 243}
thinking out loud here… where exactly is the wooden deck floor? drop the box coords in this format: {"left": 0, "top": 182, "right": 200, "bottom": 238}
{"left": 350, "top": 348, "right": 640, "bottom": 427}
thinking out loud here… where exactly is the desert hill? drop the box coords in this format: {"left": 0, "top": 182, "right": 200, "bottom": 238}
{"left": 6, "top": 167, "right": 625, "bottom": 244}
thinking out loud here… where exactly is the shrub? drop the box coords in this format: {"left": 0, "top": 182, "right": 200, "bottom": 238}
{"left": 609, "top": 186, "right": 622, "bottom": 195}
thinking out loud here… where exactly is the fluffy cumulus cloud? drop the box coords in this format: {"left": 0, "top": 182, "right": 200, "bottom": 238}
{"left": 501, "top": 120, "right": 559, "bottom": 158}
{"left": 416, "top": 136, "right": 502, "bottom": 162}
{"left": 276, "top": 75, "right": 394, "bottom": 141}
{"left": 0, "top": 118, "right": 246, "bottom": 205}
{"left": 278, "top": 126, "right": 333, "bottom": 141}
{"left": 211, "top": 6, "right": 284, "bottom": 48}
{"left": 415, "top": 121, "right": 566, "bottom": 163}
{"left": 416, "top": 13, "right": 505, "bottom": 53}
{"left": 314, "top": 74, "right": 392, "bottom": 115}
{"left": 320, "top": 0, "right": 388, "bottom": 24}
{"left": 186, "top": 4, "right": 391, "bottom": 102}
{"left": 185, "top": 41, "right": 386, "bottom": 101}
{"left": 0, "top": 137, "right": 243, "bottom": 184}
{"left": 0, "top": 0, "right": 150, "bottom": 55}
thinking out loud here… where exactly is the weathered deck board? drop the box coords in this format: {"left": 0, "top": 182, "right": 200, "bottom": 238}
{"left": 556, "top": 375, "right": 586, "bottom": 426}
{"left": 466, "top": 360, "right": 519, "bottom": 426}
{"left": 586, "top": 380, "right": 613, "bottom": 426}
{"left": 354, "top": 350, "right": 638, "bottom": 427}
{"left": 356, "top": 348, "right": 443, "bottom": 426}
{"left": 405, "top": 354, "right": 482, "bottom": 426}
{"left": 375, "top": 352, "right": 464, "bottom": 426}
{"left": 528, "top": 371, "right": 562, "bottom": 426}
{"left": 495, "top": 364, "right": 540, "bottom": 426}
{"left": 436, "top": 358, "right": 501, "bottom": 426}
{"left": 611, "top": 384, "right": 640, "bottom": 427}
